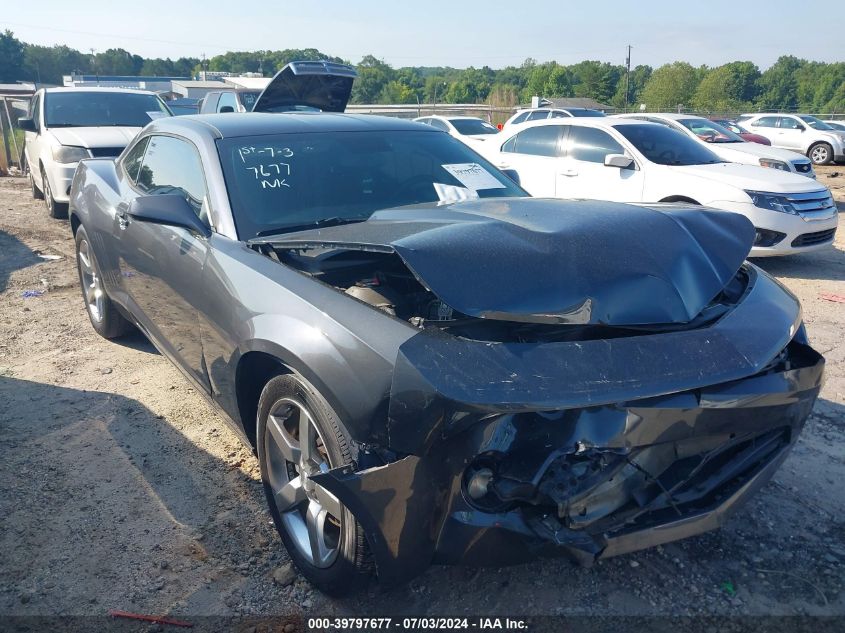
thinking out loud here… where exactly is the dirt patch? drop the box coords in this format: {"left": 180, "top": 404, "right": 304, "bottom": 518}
{"left": 1, "top": 169, "right": 844, "bottom": 627}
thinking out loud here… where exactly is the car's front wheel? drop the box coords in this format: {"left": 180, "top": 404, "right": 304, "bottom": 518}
{"left": 257, "top": 374, "right": 371, "bottom": 596}
{"left": 808, "top": 142, "right": 833, "bottom": 165}
{"left": 29, "top": 168, "right": 44, "bottom": 200}
{"left": 42, "top": 167, "right": 68, "bottom": 218}
{"left": 75, "top": 226, "right": 133, "bottom": 339}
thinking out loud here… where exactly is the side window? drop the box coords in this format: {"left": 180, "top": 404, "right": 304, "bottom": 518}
{"left": 31, "top": 95, "right": 42, "bottom": 129}
{"left": 778, "top": 117, "right": 802, "bottom": 130}
{"left": 510, "top": 125, "right": 561, "bottom": 157}
{"left": 550, "top": 111, "right": 568, "bottom": 118}
{"left": 136, "top": 136, "right": 209, "bottom": 220}
{"left": 218, "top": 92, "right": 238, "bottom": 113}
{"left": 567, "top": 127, "right": 625, "bottom": 163}
{"left": 429, "top": 119, "right": 450, "bottom": 131}
{"left": 122, "top": 137, "right": 150, "bottom": 184}
{"left": 751, "top": 116, "right": 778, "bottom": 128}
{"left": 510, "top": 112, "right": 530, "bottom": 125}
{"left": 526, "top": 110, "right": 550, "bottom": 122}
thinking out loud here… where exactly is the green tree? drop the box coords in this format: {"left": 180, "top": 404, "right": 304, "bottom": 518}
{"left": 23, "top": 44, "right": 90, "bottom": 85}
{"left": 350, "top": 55, "right": 395, "bottom": 104}
{"left": 693, "top": 61, "right": 760, "bottom": 111}
{"left": 94, "top": 48, "right": 143, "bottom": 75}
{"left": 756, "top": 55, "right": 804, "bottom": 110}
{"left": 570, "top": 61, "right": 621, "bottom": 103}
{"left": 640, "top": 62, "right": 701, "bottom": 111}
{"left": 0, "top": 30, "right": 25, "bottom": 83}
{"left": 610, "top": 64, "right": 652, "bottom": 110}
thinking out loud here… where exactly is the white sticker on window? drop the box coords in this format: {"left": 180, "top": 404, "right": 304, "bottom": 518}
{"left": 147, "top": 111, "right": 167, "bottom": 120}
{"left": 433, "top": 183, "right": 479, "bottom": 203}
{"left": 442, "top": 163, "right": 506, "bottom": 191}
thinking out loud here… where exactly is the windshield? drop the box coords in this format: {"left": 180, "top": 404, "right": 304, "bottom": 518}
{"left": 217, "top": 130, "right": 526, "bottom": 239}
{"left": 799, "top": 116, "right": 834, "bottom": 131}
{"left": 614, "top": 123, "right": 724, "bottom": 166}
{"left": 677, "top": 118, "right": 744, "bottom": 143}
{"left": 449, "top": 119, "right": 499, "bottom": 135}
{"left": 569, "top": 109, "right": 606, "bottom": 117}
{"left": 239, "top": 91, "right": 260, "bottom": 111}
{"left": 44, "top": 92, "right": 170, "bottom": 127}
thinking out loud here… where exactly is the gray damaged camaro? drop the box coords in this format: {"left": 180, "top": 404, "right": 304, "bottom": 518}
{"left": 69, "top": 63, "right": 824, "bottom": 595}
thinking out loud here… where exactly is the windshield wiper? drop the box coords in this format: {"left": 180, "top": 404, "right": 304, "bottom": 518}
{"left": 252, "top": 216, "right": 369, "bottom": 239}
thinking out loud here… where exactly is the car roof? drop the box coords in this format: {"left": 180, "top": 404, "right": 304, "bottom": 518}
{"left": 619, "top": 112, "right": 704, "bottom": 121}
{"left": 419, "top": 115, "right": 486, "bottom": 122}
{"left": 42, "top": 87, "right": 158, "bottom": 96}
{"left": 145, "top": 112, "right": 435, "bottom": 139}
{"left": 506, "top": 117, "right": 649, "bottom": 132}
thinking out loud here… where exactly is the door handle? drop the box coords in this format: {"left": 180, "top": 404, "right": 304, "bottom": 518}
{"left": 560, "top": 169, "right": 578, "bottom": 177}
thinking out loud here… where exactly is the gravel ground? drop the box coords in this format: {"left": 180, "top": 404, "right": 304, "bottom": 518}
{"left": 1, "top": 168, "right": 844, "bottom": 631}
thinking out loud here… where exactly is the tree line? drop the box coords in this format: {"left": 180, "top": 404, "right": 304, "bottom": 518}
{"left": 1, "top": 30, "right": 843, "bottom": 112}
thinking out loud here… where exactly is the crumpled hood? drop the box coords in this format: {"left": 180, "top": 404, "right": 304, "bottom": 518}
{"left": 47, "top": 126, "right": 141, "bottom": 149}
{"left": 254, "top": 198, "right": 755, "bottom": 326}
{"left": 671, "top": 162, "right": 824, "bottom": 193}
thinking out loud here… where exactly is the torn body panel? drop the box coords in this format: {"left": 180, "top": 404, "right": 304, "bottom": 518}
{"left": 313, "top": 339, "right": 822, "bottom": 583}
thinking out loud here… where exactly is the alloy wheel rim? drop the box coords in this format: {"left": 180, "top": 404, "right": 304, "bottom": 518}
{"left": 264, "top": 397, "right": 343, "bottom": 568}
{"left": 43, "top": 172, "right": 52, "bottom": 212}
{"left": 77, "top": 238, "right": 105, "bottom": 323}
{"left": 811, "top": 146, "right": 828, "bottom": 163}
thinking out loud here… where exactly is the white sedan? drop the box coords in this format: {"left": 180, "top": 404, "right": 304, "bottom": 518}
{"left": 616, "top": 113, "right": 815, "bottom": 178}
{"left": 479, "top": 118, "right": 837, "bottom": 257}
{"left": 413, "top": 115, "right": 498, "bottom": 149}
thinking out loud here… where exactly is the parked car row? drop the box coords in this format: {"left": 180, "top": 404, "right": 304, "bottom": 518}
{"left": 16, "top": 62, "right": 831, "bottom": 596}
{"left": 478, "top": 116, "right": 837, "bottom": 256}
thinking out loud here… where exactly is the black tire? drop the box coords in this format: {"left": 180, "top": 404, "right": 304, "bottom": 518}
{"left": 257, "top": 374, "right": 371, "bottom": 596}
{"left": 808, "top": 142, "right": 833, "bottom": 166}
{"left": 74, "top": 225, "right": 133, "bottom": 339}
{"left": 29, "top": 168, "right": 44, "bottom": 200}
{"left": 42, "top": 167, "right": 68, "bottom": 219}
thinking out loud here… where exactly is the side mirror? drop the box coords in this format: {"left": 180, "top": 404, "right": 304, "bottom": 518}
{"left": 796, "top": 125, "right": 805, "bottom": 131}
{"left": 604, "top": 153, "right": 634, "bottom": 169}
{"left": 501, "top": 168, "right": 521, "bottom": 185}
{"left": 18, "top": 117, "right": 37, "bottom": 132}
{"left": 127, "top": 194, "right": 211, "bottom": 238}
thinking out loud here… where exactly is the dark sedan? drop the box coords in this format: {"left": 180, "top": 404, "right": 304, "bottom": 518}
{"left": 68, "top": 64, "right": 824, "bottom": 596}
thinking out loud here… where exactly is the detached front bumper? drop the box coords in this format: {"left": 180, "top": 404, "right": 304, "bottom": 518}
{"left": 313, "top": 268, "right": 824, "bottom": 583}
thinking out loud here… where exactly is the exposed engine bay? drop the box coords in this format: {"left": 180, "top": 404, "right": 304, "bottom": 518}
{"left": 255, "top": 244, "right": 750, "bottom": 343}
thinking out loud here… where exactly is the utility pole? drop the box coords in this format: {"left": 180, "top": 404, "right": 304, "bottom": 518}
{"left": 624, "top": 44, "right": 632, "bottom": 112}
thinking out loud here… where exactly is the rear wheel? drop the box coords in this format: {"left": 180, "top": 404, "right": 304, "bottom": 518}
{"left": 257, "top": 374, "right": 371, "bottom": 596}
{"left": 808, "top": 142, "right": 833, "bottom": 165}
{"left": 75, "top": 226, "right": 133, "bottom": 339}
{"left": 42, "top": 167, "right": 68, "bottom": 219}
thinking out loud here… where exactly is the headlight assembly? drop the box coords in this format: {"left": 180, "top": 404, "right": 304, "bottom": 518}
{"left": 758, "top": 158, "right": 790, "bottom": 172}
{"left": 745, "top": 190, "right": 797, "bottom": 215}
{"left": 52, "top": 145, "right": 90, "bottom": 163}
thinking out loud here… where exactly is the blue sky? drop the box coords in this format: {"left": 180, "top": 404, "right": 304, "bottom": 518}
{"left": 4, "top": 0, "right": 844, "bottom": 69}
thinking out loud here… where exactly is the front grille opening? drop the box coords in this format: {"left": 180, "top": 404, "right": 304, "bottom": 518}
{"left": 791, "top": 228, "right": 836, "bottom": 248}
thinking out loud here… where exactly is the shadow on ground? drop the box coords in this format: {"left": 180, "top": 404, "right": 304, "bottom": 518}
{"left": 0, "top": 229, "right": 40, "bottom": 293}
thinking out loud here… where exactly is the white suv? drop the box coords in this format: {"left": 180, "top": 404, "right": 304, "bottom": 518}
{"left": 616, "top": 113, "right": 815, "bottom": 178}
{"left": 737, "top": 113, "right": 845, "bottom": 165}
{"left": 20, "top": 88, "right": 171, "bottom": 217}
{"left": 480, "top": 118, "right": 837, "bottom": 257}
